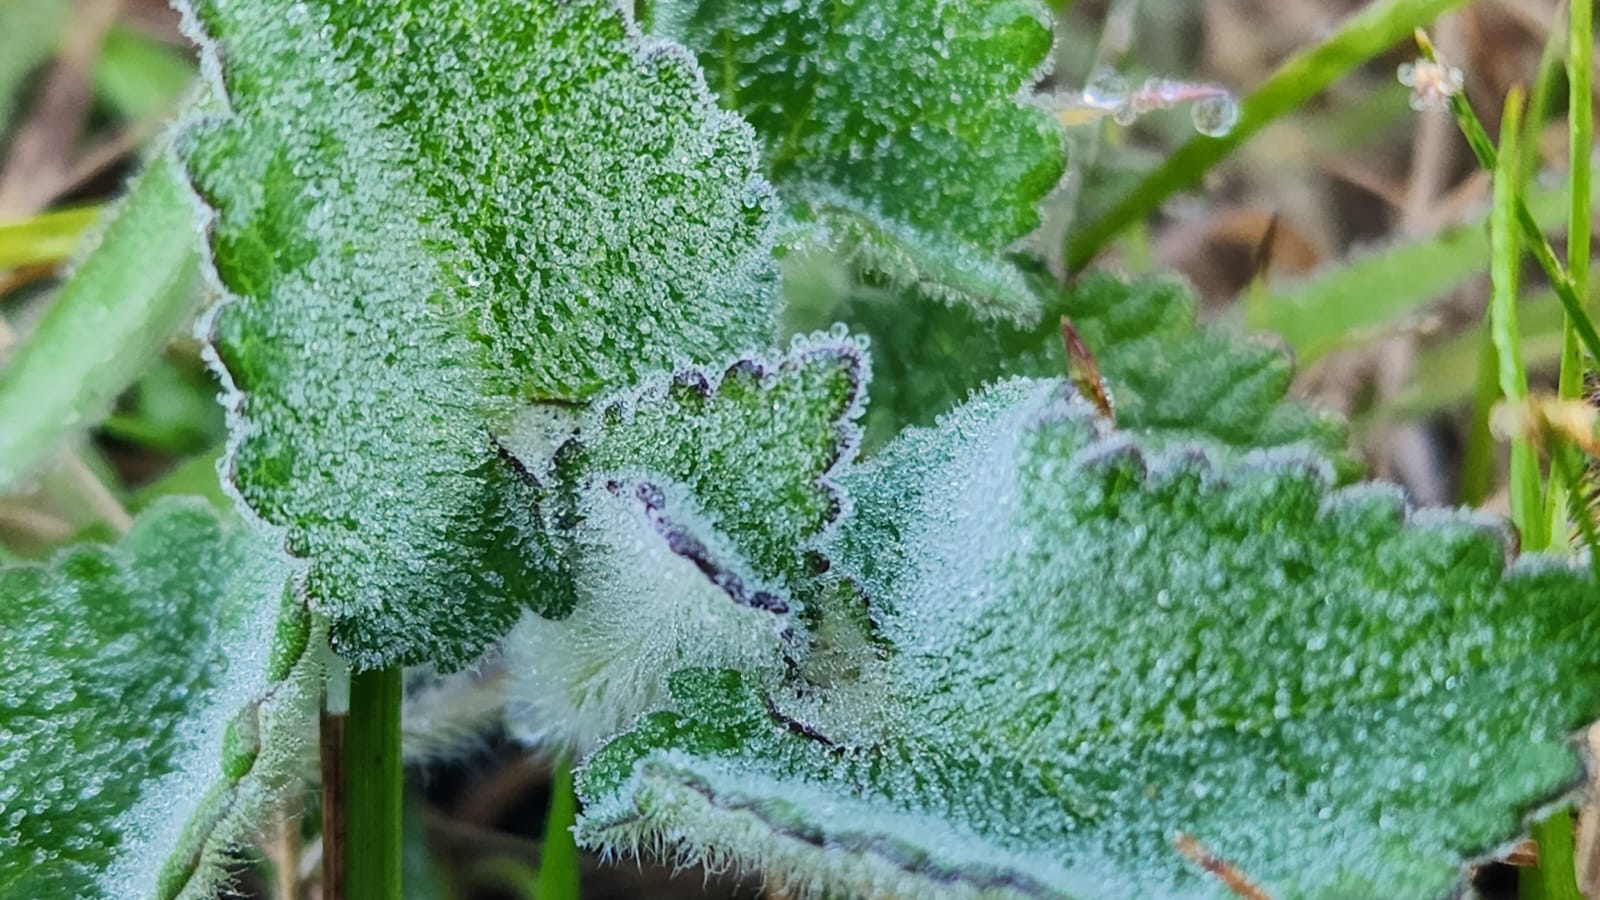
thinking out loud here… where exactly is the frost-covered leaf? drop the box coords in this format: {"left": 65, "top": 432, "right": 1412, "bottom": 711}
{"left": 839, "top": 270, "right": 1350, "bottom": 471}
{"left": 0, "top": 499, "right": 318, "bottom": 899}
{"left": 580, "top": 380, "right": 1600, "bottom": 898}
{"left": 504, "top": 340, "right": 864, "bottom": 750}
{"left": 179, "top": 0, "right": 782, "bottom": 668}
{"left": 507, "top": 477, "right": 797, "bottom": 752}
{"left": 648, "top": 0, "right": 1066, "bottom": 317}
{"left": 541, "top": 336, "right": 865, "bottom": 583}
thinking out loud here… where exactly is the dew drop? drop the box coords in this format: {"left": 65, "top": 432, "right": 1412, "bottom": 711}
{"left": 1190, "top": 95, "right": 1239, "bottom": 138}
{"left": 1082, "top": 69, "right": 1129, "bottom": 111}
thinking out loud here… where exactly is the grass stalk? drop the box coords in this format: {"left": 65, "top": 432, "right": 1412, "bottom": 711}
{"left": 1490, "top": 88, "right": 1546, "bottom": 552}
{"left": 1064, "top": 0, "right": 1470, "bottom": 271}
{"left": 345, "top": 666, "right": 403, "bottom": 900}
{"left": 0, "top": 205, "right": 98, "bottom": 268}
{"left": 1417, "top": 30, "right": 1600, "bottom": 367}
{"left": 1532, "top": 2, "right": 1596, "bottom": 895}
{"left": 1527, "top": 812, "right": 1584, "bottom": 900}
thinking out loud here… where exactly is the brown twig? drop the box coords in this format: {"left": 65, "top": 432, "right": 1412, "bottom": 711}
{"left": 1173, "top": 832, "right": 1274, "bottom": 900}
{"left": 319, "top": 706, "right": 347, "bottom": 900}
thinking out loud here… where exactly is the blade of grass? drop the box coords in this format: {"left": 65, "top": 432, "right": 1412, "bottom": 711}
{"left": 1460, "top": 325, "right": 1501, "bottom": 507}
{"left": 0, "top": 205, "right": 100, "bottom": 268}
{"left": 0, "top": 154, "right": 199, "bottom": 489}
{"left": 1546, "top": 6, "right": 1592, "bottom": 550}
{"left": 1490, "top": 88, "right": 1546, "bottom": 552}
{"left": 1417, "top": 29, "right": 1600, "bottom": 368}
{"left": 1249, "top": 172, "right": 1581, "bottom": 360}
{"left": 1565, "top": 0, "right": 1593, "bottom": 373}
{"left": 1520, "top": 7, "right": 1582, "bottom": 548}
{"left": 1064, "top": 0, "right": 1470, "bottom": 271}
{"left": 1530, "top": 812, "right": 1585, "bottom": 900}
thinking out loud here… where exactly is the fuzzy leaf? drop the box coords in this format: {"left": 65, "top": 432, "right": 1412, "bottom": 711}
{"left": 179, "top": 0, "right": 782, "bottom": 668}
{"left": 649, "top": 0, "right": 1067, "bottom": 317}
{"left": 0, "top": 499, "right": 317, "bottom": 899}
{"left": 580, "top": 380, "right": 1600, "bottom": 898}
{"left": 543, "top": 336, "right": 865, "bottom": 583}
{"left": 838, "top": 270, "right": 1350, "bottom": 472}
{"left": 503, "top": 340, "right": 864, "bottom": 750}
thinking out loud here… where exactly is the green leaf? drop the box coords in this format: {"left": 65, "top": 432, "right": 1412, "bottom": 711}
{"left": 542, "top": 335, "right": 865, "bottom": 583}
{"left": 580, "top": 380, "right": 1600, "bottom": 898}
{"left": 650, "top": 0, "right": 1067, "bottom": 318}
{"left": 179, "top": 0, "right": 783, "bottom": 669}
{"left": 504, "top": 340, "right": 863, "bottom": 750}
{"left": 0, "top": 499, "right": 318, "bottom": 899}
{"left": 838, "top": 269, "right": 1350, "bottom": 471}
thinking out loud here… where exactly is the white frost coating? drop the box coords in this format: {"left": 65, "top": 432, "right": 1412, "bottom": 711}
{"left": 170, "top": 630, "right": 322, "bottom": 900}
{"left": 506, "top": 477, "right": 793, "bottom": 752}
{"left": 89, "top": 516, "right": 299, "bottom": 896}
{"left": 582, "top": 754, "right": 1125, "bottom": 900}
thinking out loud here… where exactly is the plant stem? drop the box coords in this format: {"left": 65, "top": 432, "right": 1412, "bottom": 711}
{"left": 1417, "top": 30, "right": 1600, "bottom": 367}
{"left": 320, "top": 702, "right": 347, "bottom": 899}
{"left": 345, "top": 666, "right": 403, "bottom": 900}
{"left": 0, "top": 154, "right": 199, "bottom": 489}
{"left": 1490, "top": 87, "right": 1547, "bottom": 552}
{"left": 536, "top": 758, "right": 582, "bottom": 900}
{"left": 1526, "top": 812, "right": 1584, "bottom": 900}
{"left": 1064, "top": 0, "right": 1468, "bottom": 271}
{"left": 1538, "top": 4, "right": 1596, "bottom": 896}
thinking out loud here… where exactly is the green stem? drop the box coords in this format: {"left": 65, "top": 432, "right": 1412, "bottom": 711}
{"left": 1528, "top": 4, "right": 1596, "bottom": 896}
{"left": 1526, "top": 813, "right": 1584, "bottom": 900}
{"left": 536, "top": 758, "right": 582, "bottom": 900}
{"left": 1064, "top": 0, "right": 1469, "bottom": 271}
{"left": 1491, "top": 88, "right": 1546, "bottom": 552}
{"left": 1460, "top": 324, "right": 1499, "bottom": 507}
{"left": 1417, "top": 30, "right": 1600, "bottom": 367}
{"left": 0, "top": 154, "right": 199, "bottom": 489}
{"left": 346, "top": 666, "right": 403, "bottom": 900}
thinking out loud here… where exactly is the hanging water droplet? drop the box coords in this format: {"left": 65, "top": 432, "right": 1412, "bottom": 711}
{"left": 1190, "top": 95, "right": 1239, "bottom": 138}
{"left": 1081, "top": 69, "right": 1129, "bottom": 111}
